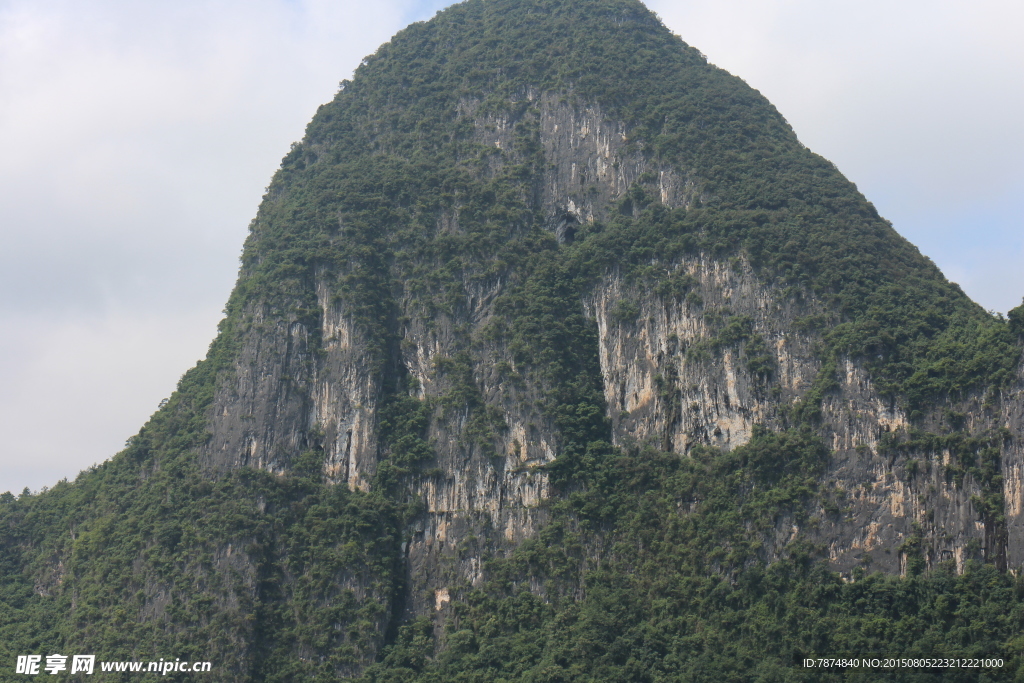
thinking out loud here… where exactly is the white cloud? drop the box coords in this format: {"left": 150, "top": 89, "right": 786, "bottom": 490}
{"left": 0, "top": 307, "right": 221, "bottom": 494}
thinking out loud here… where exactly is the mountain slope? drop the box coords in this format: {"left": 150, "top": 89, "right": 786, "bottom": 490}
{"left": 2, "top": 0, "right": 1024, "bottom": 679}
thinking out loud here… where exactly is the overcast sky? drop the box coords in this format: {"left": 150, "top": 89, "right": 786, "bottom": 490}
{"left": 2, "top": 0, "right": 1022, "bottom": 495}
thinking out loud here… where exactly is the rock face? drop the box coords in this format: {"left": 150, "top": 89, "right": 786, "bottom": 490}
{"left": 587, "top": 260, "right": 1022, "bottom": 575}
{"left": 1001, "top": 365, "right": 1024, "bottom": 567}
{"left": 200, "top": 80, "right": 1024, "bottom": 615}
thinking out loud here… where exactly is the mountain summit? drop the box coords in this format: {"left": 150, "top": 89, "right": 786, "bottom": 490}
{"left": 3, "top": 0, "right": 1024, "bottom": 679}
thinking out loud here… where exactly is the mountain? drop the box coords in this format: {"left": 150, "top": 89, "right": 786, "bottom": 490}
{"left": 3, "top": 0, "right": 1024, "bottom": 679}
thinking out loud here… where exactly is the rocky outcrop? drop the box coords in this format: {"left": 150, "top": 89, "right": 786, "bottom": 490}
{"left": 313, "top": 279, "right": 382, "bottom": 491}
{"left": 585, "top": 259, "right": 1022, "bottom": 575}
{"left": 203, "top": 305, "right": 318, "bottom": 476}
{"left": 1001, "top": 360, "right": 1024, "bottom": 567}
{"left": 203, "top": 277, "right": 381, "bottom": 490}
{"left": 585, "top": 257, "right": 816, "bottom": 454}
{"left": 470, "top": 91, "right": 701, "bottom": 230}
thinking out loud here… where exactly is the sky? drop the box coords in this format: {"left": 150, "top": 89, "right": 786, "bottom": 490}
{"left": 1, "top": 0, "right": 1021, "bottom": 495}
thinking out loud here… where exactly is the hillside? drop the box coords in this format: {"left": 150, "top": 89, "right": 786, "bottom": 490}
{"left": 3, "top": 0, "right": 1024, "bottom": 680}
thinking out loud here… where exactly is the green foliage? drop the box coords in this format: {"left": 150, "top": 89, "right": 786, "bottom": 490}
{"left": 0, "top": 344, "right": 404, "bottom": 680}
{"left": 744, "top": 333, "right": 775, "bottom": 380}
{"left": 1009, "top": 299, "right": 1024, "bottom": 338}
{"left": 490, "top": 249, "right": 615, "bottom": 486}
{"left": 374, "top": 381, "right": 436, "bottom": 494}
{"left": 356, "top": 430, "right": 1024, "bottom": 682}
{"left": 610, "top": 299, "right": 641, "bottom": 323}
{"left": 410, "top": 562, "right": 1024, "bottom": 682}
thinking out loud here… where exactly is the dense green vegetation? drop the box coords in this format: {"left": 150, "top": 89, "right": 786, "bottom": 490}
{"left": 362, "top": 435, "right": 1024, "bottom": 682}
{"left": 0, "top": 356, "right": 405, "bottom": 681}
{"left": 2, "top": 0, "right": 1022, "bottom": 681}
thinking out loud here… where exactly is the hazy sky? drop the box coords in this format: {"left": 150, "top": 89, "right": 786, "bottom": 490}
{"left": 1, "top": 0, "right": 1022, "bottom": 494}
